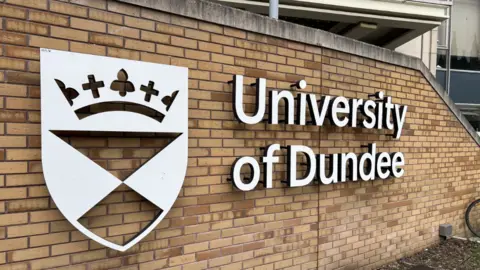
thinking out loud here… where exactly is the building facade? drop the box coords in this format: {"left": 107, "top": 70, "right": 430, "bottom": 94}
{"left": 0, "top": 0, "right": 478, "bottom": 270}
{"left": 436, "top": 0, "right": 480, "bottom": 130}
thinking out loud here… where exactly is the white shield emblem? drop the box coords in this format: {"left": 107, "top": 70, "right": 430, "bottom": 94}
{"left": 40, "top": 49, "right": 188, "bottom": 251}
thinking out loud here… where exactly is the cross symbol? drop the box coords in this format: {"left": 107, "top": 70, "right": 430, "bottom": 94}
{"left": 140, "top": 81, "right": 159, "bottom": 102}
{"left": 82, "top": 75, "right": 104, "bottom": 99}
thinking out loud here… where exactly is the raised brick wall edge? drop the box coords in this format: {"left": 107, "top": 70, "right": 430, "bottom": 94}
{"left": 0, "top": 0, "right": 479, "bottom": 269}
{"left": 120, "top": 0, "right": 480, "bottom": 147}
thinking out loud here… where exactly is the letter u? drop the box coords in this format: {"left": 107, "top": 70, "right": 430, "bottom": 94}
{"left": 232, "top": 75, "right": 266, "bottom": 125}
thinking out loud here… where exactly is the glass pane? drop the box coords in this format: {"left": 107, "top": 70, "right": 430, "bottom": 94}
{"left": 436, "top": 49, "right": 447, "bottom": 69}
{"left": 450, "top": 0, "right": 480, "bottom": 71}
{"left": 437, "top": 20, "right": 448, "bottom": 48}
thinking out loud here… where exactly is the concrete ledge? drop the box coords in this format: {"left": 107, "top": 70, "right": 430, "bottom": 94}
{"left": 119, "top": 0, "right": 480, "bottom": 146}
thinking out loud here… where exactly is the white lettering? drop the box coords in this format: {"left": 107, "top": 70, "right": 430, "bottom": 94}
{"left": 287, "top": 145, "right": 317, "bottom": 187}
{"left": 232, "top": 156, "right": 261, "bottom": 191}
{"left": 233, "top": 75, "right": 266, "bottom": 125}
{"left": 262, "top": 144, "right": 280, "bottom": 188}
{"left": 393, "top": 104, "right": 408, "bottom": 139}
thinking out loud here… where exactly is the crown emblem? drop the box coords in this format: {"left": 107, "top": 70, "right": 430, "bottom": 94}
{"left": 54, "top": 68, "right": 179, "bottom": 122}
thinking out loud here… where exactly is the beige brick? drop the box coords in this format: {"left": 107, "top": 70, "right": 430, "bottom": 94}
{"left": 0, "top": 238, "right": 27, "bottom": 252}
{"left": 7, "top": 247, "right": 50, "bottom": 262}
{"left": 108, "top": 202, "right": 140, "bottom": 214}
{"left": 48, "top": 264, "right": 86, "bottom": 270}
{"left": 8, "top": 223, "right": 49, "bottom": 238}
{"left": 141, "top": 30, "right": 169, "bottom": 44}
{"left": 169, "top": 254, "right": 196, "bottom": 266}
{"left": 51, "top": 26, "right": 89, "bottom": 42}
{"left": 30, "top": 210, "right": 63, "bottom": 223}
{"left": 199, "top": 41, "right": 222, "bottom": 53}
{"left": 71, "top": 17, "right": 106, "bottom": 32}
{"left": 0, "top": 57, "right": 25, "bottom": 71}
{"left": 7, "top": 123, "right": 40, "bottom": 135}
{"left": 6, "top": 149, "right": 40, "bottom": 160}
{"left": 185, "top": 28, "right": 210, "bottom": 41}
{"left": 108, "top": 24, "right": 139, "bottom": 39}
{"left": 27, "top": 61, "right": 40, "bottom": 73}
{"left": 0, "top": 188, "right": 27, "bottom": 200}
{"left": 29, "top": 35, "right": 69, "bottom": 50}
{"left": 211, "top": 34, "right": 234, "bottom": 46}
{"left": 71, "top": 250, "right": 107, "bottom": 264}
{"left": 125, "top": 39, "right": 155, "bottom": 52}
{"left": 51, "top": 241, "right": 89, "bottom": 256}
{"left": 6, "top": 174, "right": 44, "bottom": 186}
{"left": 30, "top": 232, "right": 70, "bottom": 248}
{"left": 6, "top": 97, "right": 39, "bottom": 110}
{"left": 0, "top": 4, "right": 27, "bottom": 19}
{"left": 0, "top": 111, "right": 25, "bottom": 124}
{"left": 268, "top": 53, "right": 286, "bottom": 64}
{"left": 5, "top": 45, "right": 39, "bottom": 60}
{"left": 139, "top": 259, "right": 168, "bottom": 270}
{"left": 5, "top": 20, "right": 48, "bottom": 35}
{"left": 211, "top": 53, "right": 234, "bottom": 65}
{"left": 89, "top": 9, "right": 123, "bottom": 24}
{"left": 185, "top": 49, "right": 209, "bottom": 61}
{"left": 122, "top": 251, "right": 153, "bottom": 265}
{"left": 156, "top": 22, "right": 184, "bottom": 36}
{"left": 184, "top": 242, "right": 209, "bottom": 253}
{"left": 183, "top": 261, "right": 208, "bottom": 270}
{"left": 0, "top": 136, "right": 26, "bottom": 147}
{"left": 0, "top": 162, "right": 27, "bottom": 174}
{"left": 108, "top": 223, "right": 140, "bottom": 236}
{"left": 0, "top": 213, "right": 27, "bottom": 226}
{"left": 8, "top": 198, "right": 50, "bottom": 213}
{"left": 90, "top": 33, "right": 123, "bottom": 48}
{"left": 184, "top": 186, "right": 209, "bottom": 196}
{"left": 0, "top": 31, "right": 27, "bottom": 45}
{"left": 87, "top": 215, "right": 123, "bottom": 227}
{"left": 157, "top": 44, "right": 184, "bottom": 57}
{"left": 224, "top": 46, "right": 245, "bottom": 57}
{"left": 50, "top": 221, "right": 75, "bottom": 233}
{"left": 28, "top": 186, "right": 49, "bottom": 197}
{"left": 125, "top": 16, "right": 155, "bottom": 30}
{"left": 6, "top": 0, "right": 47, "bottom": 9}
{"left": 169, "top": 235, "right": 195, "bottom": 247}
{"left": 30, "top": 255, "right": 70, "bottom": 270}
{"left": 171, "top": 36, "right": 197, "bottom": 49}
{"left": 224, "top": 27, "right": 246, "bottom": 38}
{"left": 140, "top": 52, "right": 170, "bottom": 65}
{"left": 29, "top": 10, "right": 68, "bottom": 26}
{"left": 70, "top": 42, "right": 106, "bottom": 56}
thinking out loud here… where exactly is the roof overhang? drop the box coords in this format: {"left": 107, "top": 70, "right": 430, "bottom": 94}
{"left": 212, "top": 0, "right": 449, "bottom": 48}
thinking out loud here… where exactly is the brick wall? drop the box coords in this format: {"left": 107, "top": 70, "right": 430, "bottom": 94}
{"left": 0, "top": 0, "right": 479, "bottom": 269}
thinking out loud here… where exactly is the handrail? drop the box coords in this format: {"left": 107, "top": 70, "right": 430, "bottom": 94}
{"left": 437, "top": 68, "right": 480, "bottom": 75}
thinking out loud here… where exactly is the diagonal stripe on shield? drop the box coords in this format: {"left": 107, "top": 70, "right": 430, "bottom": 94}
{"left": 40, "top": 49, "right": 188, "bottom": 251}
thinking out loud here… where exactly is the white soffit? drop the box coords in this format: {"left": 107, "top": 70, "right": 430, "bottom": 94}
{"left": 285, "top": 0, "right": 449, "bottom": 21}
{"left": 216, "top": 0, "right": 447, "bottom": 26}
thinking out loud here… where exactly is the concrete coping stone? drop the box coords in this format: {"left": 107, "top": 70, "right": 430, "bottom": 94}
{"left": 118, "top": 0, "right": 480, "bottom": 146}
